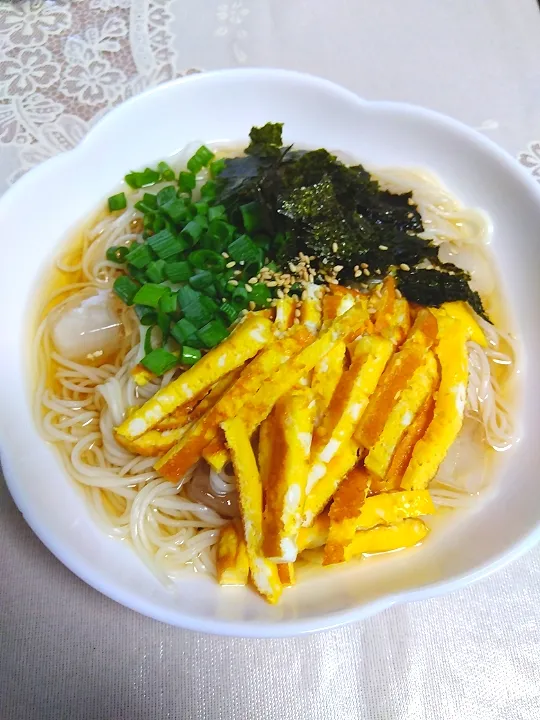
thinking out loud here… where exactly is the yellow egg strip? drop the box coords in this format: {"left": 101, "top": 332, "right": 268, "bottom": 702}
{"left": 274, "top": 296, "right": 296, "bottom": 332}
{"left": 221, "top": 417, "right": 282, "bottom": 604}
{"left": 311, "top": 341, "right": 346, "bottom": 415}
{"left": 300, "top": 283, "right": 324, "bottom": 333}
{"left": 357, "top": 490, "right": 435, "bottom": 528}
{"left": 262, "top": 387, "right": 316, "bottom": 562}
{"left": 277, "top": 563, "right": 296, "bottom": 586}
{"left": 364, "top": 350, "right": 439, "bottom": 479}
{"left": 116, "top": 315, "right": 273, "bottom": 441}
{"left": 216, "top": 522, "right": 250, "bottom": 586}
{"left": 157, "top": 326, "right": 314, "bottom": 480}
{"left": 431, "top": 301, "right": 487, "bottom": 347}
{"left": 401, "top": 318, "right": 469, "bottom": 490}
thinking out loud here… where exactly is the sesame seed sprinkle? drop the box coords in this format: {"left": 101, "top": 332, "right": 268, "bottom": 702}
{"left": 226, "top": 261, "right": 236, "bottom": 269}
{"left": 400, "top": 263, "right": 410, "bottom": 271}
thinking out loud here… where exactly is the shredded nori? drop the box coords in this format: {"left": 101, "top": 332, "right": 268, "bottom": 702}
{"left": 214, "top": 122, "right": 489, "bottom": 320}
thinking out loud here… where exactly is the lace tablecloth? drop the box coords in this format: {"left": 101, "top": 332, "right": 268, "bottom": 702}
{"left": 2, "top": 2, "right": 540, "bottom": 718}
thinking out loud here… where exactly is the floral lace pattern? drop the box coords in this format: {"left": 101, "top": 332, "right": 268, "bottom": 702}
{"left": 519, "top": 142, "right": 540, "bottom": 183}
{"left": 0, "top": 0, "right": 187, "bottom": 184}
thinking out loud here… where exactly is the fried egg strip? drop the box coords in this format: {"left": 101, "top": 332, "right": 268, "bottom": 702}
{"left": 431, "top": 301, "right": 487, "bottom": 347}
{"left": 300, "top": 283, "right": 324, "bottom": 333}
{"left": 401, "top": 318, "right": 469, "bottom": 490}
{"left": 262, "top": 388, "right": 316, "bottom": 562}
{"left": 323, "top": 466, "right": 372, "bottom": 565}
{"left": 364, "top": 350, "right": 439, "bottom": 479}
{"left": 303, "top": 336, "right": 394, "bottom": 525}
{"left": 311, "top": 341, "right": 346, "bottom": 415}
{"left": 354, "top": 309, "right": 438, "bottom": 449}
{"left": 116, "top": 315, "right": 273, "bottom": 441}
{"left": 216, "top": 522, "right": 250, "bottom": 586}
{"left": 277, "top": 563, "right": 296, "bottom": 586}
{"left": 117, "top": 370, "right": 242, "bottom": 456}
{"left": 274, "top": 296, "right": 296, "bottom": 332}
{"left": 222, "top": 417, "right": 282, "bottom": 604}
{"left": 156, "top": 326, "right": 313, "bottom": 480}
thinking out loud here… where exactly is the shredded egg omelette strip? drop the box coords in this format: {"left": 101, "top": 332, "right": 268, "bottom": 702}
{"left": 354, "top": 309, "right": 438, "bottom": 449}
{"left": 372, "top": 276, "right": 411, "bottom": 347}
{"left": 156, "top": 326, "right": 313, "bottom": 480}
{"left": 298, "top": 516, "right": 429, "bottom": 557}
{"left": 119, "top": 369, "right": 242, "bottom": 456}
{"left": 277, "top": 563, "right": 296, "bottom": 586}
{"left": 116, "top": 315, "right": 273, "bottom": 441}
{"left": 431, "top": 301, "right": 487, "bottom": 347}
{"left": 274, "top": 296, "right": 296, "bottom": 332}
{"left": 357, "top": 490, "right": 435, "bottom": 528}
{"left": 323, "top": 466, "right": 372, "bottom": 565}
{"left": 311, "top": 341, "right": 346, "bottom": 415}
{"left": 304, "top": 335, "right": 394, "bottom": 525}
{"left": 364, "top": 350, "right": 440, "bottom": 479}
{"left": 262, "top": 387, "right": 316, "bottom": 562}
{"left": 222, "top": 417, "right": 282, "bottom": 604}
{"left": 216, "top": 522, "right": 250, "bottom": 586}
{"left": 300, "top": 283, "right": 324, "bottom": 333}
{"left": 401, "top": 317, "right": 469, "bottom": 490}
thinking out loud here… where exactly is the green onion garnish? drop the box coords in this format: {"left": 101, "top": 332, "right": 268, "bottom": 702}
{"left": 113, "top": 275, "right": 139, "bottom": 306}
{"left": 165, "top": 261, "right": 192, "bottom": 283}
{"left": 133, "top": 283, "right": 169, "bottom": 308}
{"left": 145, "top": 259, "right": 167, "bottom": 283}
{"left": 220, "top": 302, "right": 239, "bottom": 325}
{"left": 197, "top": 319, "right": 229, "bottom": 348}
{"left": 141, "top": 348, "right": 178, "bottom": 375}
{"left": 171, "top": 318, "right": 198, "bottom": 345}
{"left": 135, "top": 305, "right": 157, "bottom": 326}
{"left": 189, "top": 270, "right": 214, "bottom": 292}
{"left": 157, "top": 161, "right": 175, "bottom": 181}
{"left": 188, "top": 249, "right": 226, "bottom": 272}
{"left": 157, "top": 310, "right": 170, "bottom": 339}
{"left": 180, "top": 345, "right": 201, "bottom": 366}
{"left": 158, "top": 289, "right": 177, "bottom": 315}
{"left": 147, "top": 228, "right": 187, "bottom": 259}
{"left": 209, "top": 158, "right": 226, "bottom": 177}
{"left": 241, "top": 201, "right": 265, "bottom": 233}
{"left": 208, "top": 219, "right": 234, "bottom": 246}
{"left": 125, "top": 243, "right": 154, "bottom": 269}
{"left": 157, "top": 186, "right": 177, "bottom": 206}
{"left": 208, "top": 204, "right": 226, "bottom": 222}
{"left": 144, "top": 327, "right": 154, "bottom": 355}
{"left": 227, "top": 234, "right": 261, "bottom": 264}
{"left": 180, "top": 220, "right": 204, "bottom": 245}
{"left": 194, "top": 200, "right": 209, "bottom": 216}
{"left": 200, "top": 180, "right": 217, "bottom": 202}
{"left": 178, "top": 171, "right": 196, "bottom": 194}
{"left": 124, "top": 168, "right": 160, "bottom": 189}
{"left": 106, "top": 245, "right": 129, "bottom": 264}
{"left": 161, "top": 198, "right": 188, "bottom": 224}
{"left": 187, "top": 145, "right": 215, "bottom": 174}
{"left": 249, "top": 283, "right": 271, "bottom": 308}
{"left": 108, "top": 192, "right": 127, "bottom": 212}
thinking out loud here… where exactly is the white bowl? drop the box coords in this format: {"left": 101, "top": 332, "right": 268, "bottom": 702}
{"left": 1, "top": 69, "right": 539, "bottom": 637}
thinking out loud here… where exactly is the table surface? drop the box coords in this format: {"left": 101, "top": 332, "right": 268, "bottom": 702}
{"left": 2, "top": 2, "right": 540, "bottom": 718}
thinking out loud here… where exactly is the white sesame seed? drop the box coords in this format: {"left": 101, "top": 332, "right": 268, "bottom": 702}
{"left": 363, "top": 268, "right": 370, "bottom": 276}
{"left": 332, "top": 242, "right": 338, "bottom": 253}
{"left": 222, "top": 252, "right": 229, "bottom": 258}
{"left": 378, "top": 245, "right": 388, "bottom": 251}
{"left": 333, "top": 265, "right": 344, "bottom": 273}
{"left": 229, "top": 279, "right": 238, "bottom": 286}
{"left": 354, "top": 270, "right": 362, "bottom": 278}
{"left": 277, "top": 289, "right": 284, "bottom": 299}
{"left": 245, "top": 283, "right": 252, "bottom": 293}
{"left": 248, "top": 277, "right": 258, "bottom": 284}
{"left": 400, "top": 263, "right": 410, "bottom": 271}
{"left": 226, "top": 261, "right": 236, "bottom": 269}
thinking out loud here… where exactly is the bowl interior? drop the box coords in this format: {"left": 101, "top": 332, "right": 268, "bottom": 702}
{"left": 1, "top": 69, "right": 539, "bottom": 636}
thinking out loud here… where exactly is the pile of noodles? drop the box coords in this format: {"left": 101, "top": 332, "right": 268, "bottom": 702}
{"left": 33, "top": 160, "right": 517, "bottom": 583}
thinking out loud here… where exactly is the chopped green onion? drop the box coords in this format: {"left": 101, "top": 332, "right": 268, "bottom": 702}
{"left": 209, "top": 219, "right": 234, "bottom": 246}
{"left": 193, "top": 214, "right": 208, "bottom": 230}
{"left": 133, "top": 283, "right": 169, "bottom": 308}
{"left": 165, "top": 261, "right": 192, "bottom": 283}
{"left": 143, "top": 213, "right": 155, "bottom": 230}
{"left": 189, "top": 270, "right": 214, "bottom": 291}
{"left": 231, "top": 285, "right": 249, "bottom": 309}
{"left": 249, "top": 283, "right": 271, "bottom": 308}
{"left": 144, "top": 327, "right": 154, "bottom": 355}
{"left": 157, "top": 310, "right": 170, "bottom": 339}
{"left": 161, "top": 198, "right": 188, "bottom": 224}
{"left": 180, "top": 220, "right": 204, "bottom": 245}
{"left": 135, "top": 305, "right": 157, "bottom": 326}
{"left": 125, "top": 242, "right": 154, "bottom": 269}
{"left": 141, "top": 348, "right": 178, "bottom": 375}
{"left": 200, "top": 180, "right": 217, "bottom": 201}
{"left": 134, "top": 193, "right": 158, "bottom": 213}
{"left": 158, "top": 289, "right": 177, "bottom": 315}
{"left": 147, "top": 228, "right": 187, "bottom": 259}
{"left": 188, "top": 249, "right": 226, "bottom": 272}
{"left": 113, "top": 275, "right": 139, "bottom": 305}
{"left": 209, "top": 158, "right": 226, "bottom": 177}
{"left": 171, "top": 318, "right": 198, "bottom": 345}
{"left": 152, "top": 214, "right": 166, "bottom": 233}
{"left": 177, "top": 285, "right": 201, "bottom": 311}
{"left": 157, "top": 161, "right": 175, "bottom": 181}
{"left": 157, "top": 186, "right": 177, "bottom": 206}
{"left": 194, "top": 201, "right": 209, "bottom": 216}
{"left": 220, "top": 302, "right": 239, "bottom": 325}
{"left": 125, "top": 168, "right": 160, "bottom": 189}
{"left": 106, "top": 245, "right": 129, "bottom": 264}
{"left": 126, "top": 264, "right": 147, "bottom": 284}
{"left": 180, "top": 292, "right": 217, "bottom": 329}
{"left": 228, "top": 234, "right": 261, "bottom": 264}
{"left": 187, "top": 145, "right": 215, "bottom": 174}
{"left": 108, "top": 192, "right": 127, "bottom": 212}
{"left": 208, "top": 204, "right": 226, "bottom": 222}
{"left": 180, "top": 345, "right": 201, "bottom": 366}
{"left": 197, "top": 319, "right": 228, "bottom": 348}
{"left": 241, "top": 202, "right": 265, "bottom": 233}
{"left": 145, "top": 259, "right": 167, "bottom": 283}
{"left": 178, "top": 171, "right": 196, "bottom": 193}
